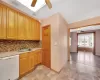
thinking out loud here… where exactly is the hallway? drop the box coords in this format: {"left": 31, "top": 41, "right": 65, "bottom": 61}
{"left": 71, "top": 51, "right": 100, "bottom": 68}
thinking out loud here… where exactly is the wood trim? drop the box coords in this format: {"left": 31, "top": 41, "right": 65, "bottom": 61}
{"left": 67, "top": 28, "right": 70, "bottom": 61}
{"left": 69, "top": 16, "right": 100, "bottom": 29}
{"left": 93, "top": 32, "right": 96, "bottom": 55}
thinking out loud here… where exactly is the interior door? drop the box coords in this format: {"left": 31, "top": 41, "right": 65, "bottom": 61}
{"left": 42, "top": 25, "right": 51, "bottom": 68}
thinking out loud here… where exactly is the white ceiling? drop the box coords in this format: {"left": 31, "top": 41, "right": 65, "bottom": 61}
{"left": 36, "top": 0, "right": 100, "bottom": 23}
{"left": 70, "top": 25, "right": 100, "bottom": 32}
{"left": 1, "top": 0, "right": 100, "bottom": 24}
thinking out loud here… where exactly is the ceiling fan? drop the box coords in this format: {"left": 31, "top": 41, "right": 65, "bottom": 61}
{"left": 31, "top": 0, "right": 52, "bottom": 9}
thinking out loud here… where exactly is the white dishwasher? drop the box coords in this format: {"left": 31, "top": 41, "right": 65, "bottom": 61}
{"left": 0, "top": 55, "right": 19, "bottom": 80}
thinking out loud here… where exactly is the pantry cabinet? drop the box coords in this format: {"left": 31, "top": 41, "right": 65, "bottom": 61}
{"left": 0, "top": 3, "right": 40, "bottom": 40}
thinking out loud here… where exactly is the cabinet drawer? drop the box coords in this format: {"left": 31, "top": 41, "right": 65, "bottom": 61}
{"left": 35, "top": 49, "right": 41, "bottom": 53}
{"left": 19, "top": 53, "right": 28, "bottom": 59}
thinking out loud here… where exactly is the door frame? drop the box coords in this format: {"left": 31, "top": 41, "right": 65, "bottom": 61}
{"left": 68, "top": 16, "right": 100, "bottom": 61}
{"left": 77, "top": 32, "right": 95, "bottom": 55}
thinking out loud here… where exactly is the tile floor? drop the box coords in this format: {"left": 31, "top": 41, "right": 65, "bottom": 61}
{"left": 71, "top": 51, "right": 100, "bottom": 68}
{"left": 20, "top": 61, "right": 100, "bottom": 80}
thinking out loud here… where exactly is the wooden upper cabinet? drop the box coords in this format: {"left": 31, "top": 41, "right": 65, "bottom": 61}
{"left": 31, "top": 20, "right": 40, "bottom": 40}
{"left": 7, "top": 8, "right": 17, "bottom": 39}
{"left": 35, "top": 21, "right": 40, "bottom": 40}
{"left": 0, "top": 3, "right": 40, "bottom": 40}
{"left": 37, "top": 21, "right": 40, "bottom": 40}
{"left": 0, "top": 5, "right": 7, "bottom": 39}
{"left": 18, "top": 13, "right": 25, "bottom": 40}
{"left": 31, "top": 19, "right": 36, "bottom": 40}
{"left": 24, "top": 17, "right": 32, "bottom": 40}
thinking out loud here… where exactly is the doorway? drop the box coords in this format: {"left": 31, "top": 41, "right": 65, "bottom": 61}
{"left": 78, "top": 33, "right": 94, "bottom": 53}
{"left": 69, "top": 25, "right": 100, "bottom": 68}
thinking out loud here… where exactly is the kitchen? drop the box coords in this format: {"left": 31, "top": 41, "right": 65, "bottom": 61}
{"left": 0, "top": 1, "right": 42, "bottom": 79}
{"left": 0, "top": 0, "right": 68, "bottom": 80}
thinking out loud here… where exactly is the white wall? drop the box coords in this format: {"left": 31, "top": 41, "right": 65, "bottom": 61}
{"left": 70, "top": 32, "right": 77, "bottom": 53}
{"left": 58, "top": 14, "right": 68, "bottom": 70}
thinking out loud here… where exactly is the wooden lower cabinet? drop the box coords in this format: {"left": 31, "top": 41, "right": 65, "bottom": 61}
{"left": 19, "top": 53, "right": 29, "bottom": 76}
{"left": 29, "top": 52, "right": 35, "bottom": 71}
{"left": 19, "top": 49, "right": 42, "bottom": 77}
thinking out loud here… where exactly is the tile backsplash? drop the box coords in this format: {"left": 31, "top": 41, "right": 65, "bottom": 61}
{"left": 0, "top": 40, "right": 41, "bottom": 52}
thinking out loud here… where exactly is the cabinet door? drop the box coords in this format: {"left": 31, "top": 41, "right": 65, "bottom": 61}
{"left": 19, "top": 58, "right": 29, "bottom": 76}
{"left": 19, "top": 53, "right": 29, "bottom": 76}
{"left": 36, "top": 50, "right": 42, "bottom": 64}
{"left": 38, "top": 51, "right": 42, "bottom": 64}
{"left": 7, "top": 8, "right": 17, "bottom": 39}
{"left": 29, "top": 52, "right": 35, "bottom": 70}
{"left": 36, "top": 21, "right": 40, "bottom": 40}
{"left": 34, "top": 52, "right": 38, "bottom": 66}
{"left": 31, "top": 19, "right": 36, "bottom": 40}
{"left": 31, "top": 20, "right": 40, "bottom": 40}
{"left": 24, "top": 17, "right": 31, "bottom": 40}
{"left": 35, "top": 21, "right": 40, "bottom": 40}
{"left": 18, "top": 13, "right": 25, "bottom": 40}
{"left": 0, "top": 5, "right": 7, "bottom": 39}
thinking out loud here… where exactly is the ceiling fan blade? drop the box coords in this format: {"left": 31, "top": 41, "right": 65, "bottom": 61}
{"left": 45, "top": 0, "right": 52, "bottom": 9}
{"left": 31, "top": 0, "right": 37, "bottom": 7}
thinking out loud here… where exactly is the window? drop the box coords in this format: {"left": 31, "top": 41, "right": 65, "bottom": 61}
{"left": 17, "top": 0, "right": 45, "bottom": 12}
{"left": 78, "top": 33, "right": 94, "bottom": 48}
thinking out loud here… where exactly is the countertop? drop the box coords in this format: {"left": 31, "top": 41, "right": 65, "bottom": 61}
{"left": 0, "top": 48, "right": 42, "bottom": 59}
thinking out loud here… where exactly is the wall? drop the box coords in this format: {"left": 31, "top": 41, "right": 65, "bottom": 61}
{"left": 41, "top": 13, "right": 60, "bottom": 72}
{"left": 58, "top": 14, "right": 68, "bottom": 70}
{"left": 95, "top": 30, "right": 100, "bottom": 56}
{"left": 41, "top": 13, "right": 68, "bottom": 72}
{"left": 0, "top": 40, "right": 41, "bottom": 52}
{"left": 70, "top": 32, "right": 77, "bottom": 52}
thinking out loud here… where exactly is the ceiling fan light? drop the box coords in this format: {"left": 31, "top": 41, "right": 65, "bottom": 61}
{"left": 45, "top": 0, "right": 52, "bottom": 9}
{"left": 31, "top": 0, "right": 37, "bottom": 7}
